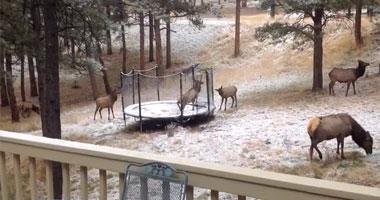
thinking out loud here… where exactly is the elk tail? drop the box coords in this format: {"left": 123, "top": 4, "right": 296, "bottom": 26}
{"left": 307, "top": 117, "right": 320, "bottom": 138}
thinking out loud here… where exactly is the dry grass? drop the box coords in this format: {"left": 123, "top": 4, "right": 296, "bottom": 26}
{"left": 269, "top": 151, "right": 380, "bottom": 187}
{"left": 200, "top": 16, "right": 377, "bottom": 89}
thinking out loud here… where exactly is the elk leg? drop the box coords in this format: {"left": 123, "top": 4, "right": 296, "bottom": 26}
{"left": 352, "top": 81, "right": 356, "bottom": 95}
{"left": 108, "top": 108, "right": 110, "bottom": 120}
{"left": 309, "top": 144, "right": 314, "bottom": 161}
{"left": 329, "top": 81, "right": 334, "bottom": 96}
{"left": 329, "top": 82, "right": 331, "bottom": 95}
{"left": 315, "top": 145, "right": 323, "bottom": 160}
{"left": 99, "top": 108, "right": 103, "bottom": 119}
{"left": 341, "top": 139, "right": 346, "bottom": 159}
{"left": 235, "top": 95, "right": 237, "bottom": 107}
{"left": 336, "top": 139, "right": 340, "bottom": 154}
{"left": 111, "top": 106, "right": 115, "bottom": 118}
{"left": 231, "top": 96, "right": 234, "bottom": 108}
{"left": 345, "top": 82, "right": 351, "bottom": 97}
{"left": 94, "top": 106, "right": 99, "bottom": 120}
{"left": 330, "top": 81, "right": 336, "bottom": 96}
{"left": 219, "top": 98, "right": 224, "bottom": 111}
{"left": 225, "top": 97, "right": 228, "bottom": 111}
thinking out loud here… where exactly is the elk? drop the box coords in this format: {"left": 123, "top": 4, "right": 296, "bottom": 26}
{"left": 215, "top": 85, "right": 237, "bottom": 111}
{"left": 329, "top": 60, "right": 369, "bottom": 96}
{"left": 94, "top": 87, "right": 120, "bottom": 120}
{"left": 16, "top": 101, "right": 40, "bottom": 118}
{"left": 307, "top": 113, "right": 373, "bottom": 161}
{"left": 177, "top": 76, "right": 203, "bottom": 113}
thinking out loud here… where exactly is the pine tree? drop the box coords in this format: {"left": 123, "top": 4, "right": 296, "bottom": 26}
{"left": 257, "top": 0, "right": 351, "bottom": 91}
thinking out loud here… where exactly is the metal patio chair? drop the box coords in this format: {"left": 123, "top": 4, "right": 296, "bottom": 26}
{"left": 121, "top": 162, "right": 188, "bottom": 200}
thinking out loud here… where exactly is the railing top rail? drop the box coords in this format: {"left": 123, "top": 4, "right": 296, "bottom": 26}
{"left": 0, "top": 131, "right": 379, "bottom": 200}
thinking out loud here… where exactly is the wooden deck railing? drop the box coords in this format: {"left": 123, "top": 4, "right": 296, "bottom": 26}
{"left": 0, "top": 130, "right": 380, "bottom": 200}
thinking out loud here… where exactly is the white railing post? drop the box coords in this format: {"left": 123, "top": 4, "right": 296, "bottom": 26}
{"left": 99, "top": 169, "right": 107, "bottom": 200}
{"left": 62, "top": 163, "right": 71, "bottom": 200}
{"left": 45, "top": 160, "right": 54, "bottom": 199}
{"left": 80, "top": 166, "right": 88, "bottom": 200}
{"left": 29, "top": 157, "right": 37, "bottom": 200}
{"left": 0, "top": 152, "right": 9, "bottom": 200}
{"left": 186, "top": 186, "right": 194, "bottom": 200}
{"left": 119, "top": 173, "right": 125, "bottom": 199}
{"left": 13, "top": 154, "right": 23, "bottom": 200}
{"left": 211, "top": 190, "right": 219, "bottom": 200}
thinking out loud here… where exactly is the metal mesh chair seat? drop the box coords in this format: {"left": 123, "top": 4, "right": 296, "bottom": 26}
{"left": 121, "top": 162, "right": 188, "bottom": 200}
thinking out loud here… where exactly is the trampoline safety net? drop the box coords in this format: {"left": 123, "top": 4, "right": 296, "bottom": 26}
{"left": 120, "top": 65, "right": 215, "bottom": 124}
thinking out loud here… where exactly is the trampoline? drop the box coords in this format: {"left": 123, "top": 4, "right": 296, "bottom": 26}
{"left": 120, "top": 65, "right": 215, "bottom": 131}
{"left": 124, "top": 100, "right": 215, "bottom": 119}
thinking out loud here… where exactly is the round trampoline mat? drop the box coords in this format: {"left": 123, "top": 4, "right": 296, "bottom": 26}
{"left": 124, "top": 100, "right": 214, "bottom": 119}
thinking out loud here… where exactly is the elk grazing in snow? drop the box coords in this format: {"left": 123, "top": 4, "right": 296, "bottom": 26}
{"left": 215, "top": 85, "right": 237, "bottom": 111}
{"left": 94, "top": 87, "right": 120, "bottom": 120}
{"left": 177, "top": 76, "right": 203, "bottom": 113}
{"left": 16, "top": 101, "right": 40, "bottom": 118}
{"left": 307, "top": 113, "right": 373, "bottom": 161}
{"left": 328, "top": 60, "right": 369, "bottom": 96}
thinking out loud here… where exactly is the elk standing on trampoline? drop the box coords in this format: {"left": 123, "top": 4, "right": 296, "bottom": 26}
{"left": 177, "top": 76, "right": 203, "bottom": 113}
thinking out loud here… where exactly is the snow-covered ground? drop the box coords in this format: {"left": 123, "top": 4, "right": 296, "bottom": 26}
{"left": 2, "top": 9, "right": 380, "bottom": 199}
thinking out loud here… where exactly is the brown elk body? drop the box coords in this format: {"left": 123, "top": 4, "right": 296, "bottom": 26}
{"left": 177, "top": 77, "right": 203, "bottom": 113}
{"left": 94, "top": 88, "right": 120, "bottom": 120}
{"left": 329, "top": 60, "right": 369, "bottom": 96}
{"left": 307, "top": 113, "right": 373, "bottom": 161}
{"left": 16, "top": 101, "right": 40, "bottom": 118}
{"left": 215, "top": 85, "right": 237, "bottom": 111}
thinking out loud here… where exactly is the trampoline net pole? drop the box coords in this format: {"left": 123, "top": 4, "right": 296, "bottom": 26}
{"left": 120, "top": 72, "right": 126, "bottom": 127}
{"left": 211, "top": 68, "right": 214, "bottom": 105}
{"left": 156, "top": 66, "right": 160, "bottom": 101}
{"left": 132, "top": 69, "right": 135, "bottom": 104}
{"left": 191, "top": 66, "right": 195, "bottom": 87}
{"left": 206, "top": 71, "right": 211, "bottom": 114}
{"left": 137, "top": 73, "right": 142, "bottom": 132}
{"left": 180, "top": 73, "right": 183, "bottom": 118}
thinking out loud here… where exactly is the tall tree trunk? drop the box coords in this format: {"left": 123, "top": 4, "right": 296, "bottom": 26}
{"left": 43, "top": 0, "right": 63, "bottom": 198}
{"left": 312, "top": 7, "right": 324, "bottom": 91}
{"left": 139, "top": 12, "right": 145, "bottom": 70}
{"left": 166, "top": 18, "right": 171, "bottom": 69}
{"left": 31, "top": 0, "right": 45, "bottom": 118}
{"left": 355, "top": 0, "right": 363, "bottom": 47}
{"left": 88, "top": 65, "right": 99, "bottom": 100}
{"left": 97, "top": 42, "right": 111, "bottom": 94}
{"left": 154, "top": 18, "right": 163, "bottom": 75}
{"left": 106, "top": 5, "right": 113, "bottom": 55}
{"left": 368, "top": 0, "right": 374, "bottom": 20}
{"left": 85, "top": 36, "right": 99, "bottom": 100}
{"left": 5, "top": 52, "right": 20, "bottom": 122}
{"left": 19, "top": 46, "right": 26, "bottom": 102}
{"left": 270, "top": 3, "right": 275, "bottom": 18}
{"left": 149, "top": 12, "right": 154, "bottom": 62}
{"left": 70, "top": 11, "right": 76, "bottom": 68}
{"left": 234, "top": 0, "right": 241, "bottom": 57}
{"left": 0, "top": 45, "right": 9, "bottom": 107}
{"left": 119, "top": 0, "right": 127, "bottom": 73}
{"left": 27, "top": 55, "right": 38, "bottom": 97}
{"left": 347, "top": 7, "right": 352, "bottom": 18}
{"left": 242, "top": 0, "right": 247, "bottom": 8}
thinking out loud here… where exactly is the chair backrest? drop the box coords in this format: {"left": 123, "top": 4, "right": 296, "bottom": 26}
{"left": 121, "top": 162, "right": 188, "bottom": 200}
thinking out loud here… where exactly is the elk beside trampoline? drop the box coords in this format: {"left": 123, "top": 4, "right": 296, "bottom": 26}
{"left": 120, "top": 65, "right": 215, "bottom": 131}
